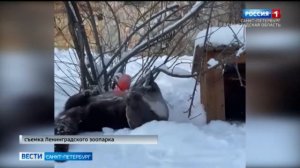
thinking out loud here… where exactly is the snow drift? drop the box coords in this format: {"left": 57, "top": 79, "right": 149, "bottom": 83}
{"left": 55, "top": 120, "right": 245, "bottom": 168}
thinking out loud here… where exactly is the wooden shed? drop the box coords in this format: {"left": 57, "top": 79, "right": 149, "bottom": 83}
{"left": 192, "top": 25, "right": 246, "bottom": 123}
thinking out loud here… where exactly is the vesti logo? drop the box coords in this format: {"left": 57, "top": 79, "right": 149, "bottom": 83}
{"left": 19, "top": 152, "right": 44, "bottom": 161}
{"left": 242, "top": 9, "right": 281, "bottom": 19}
{"left": 19, "top": 152, "right": 93, "bottom": 161}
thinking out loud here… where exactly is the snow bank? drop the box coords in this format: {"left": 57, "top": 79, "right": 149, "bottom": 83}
{"left": 195, "top": 24, "right": 245, "bottom": 48}
{"left": 55, "top": 120, "right": 245, "bottom": 168}
{"left": 0, "top": 120, "right": 245, "bottom": 168}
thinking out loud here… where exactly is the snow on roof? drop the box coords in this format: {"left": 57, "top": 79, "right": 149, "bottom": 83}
{"left": 195, "top": 24, "right": 246, "bottom": 48}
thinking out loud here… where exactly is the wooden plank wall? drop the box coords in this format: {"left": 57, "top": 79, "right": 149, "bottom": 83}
{"left": 198, "top": 49, "right": 226, "bottom": 123}
{"left": 204, "top": 68, "right": 225, "bottom": 122}
{"left": 195, "top": 46, "right": 246, "bottom": 122}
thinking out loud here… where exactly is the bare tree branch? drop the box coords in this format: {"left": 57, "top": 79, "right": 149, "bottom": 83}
{"left": 70, "top": 1, "right": 97, "bottom": 84}
{"left": 234, "top": 63, "right": 245, "bottom": 87}
{"left": 55, "top": 81, "right": 71, "bottom": 97}
{"left": 189, "top": 113, "right": 202, "bottom": 120}
{"left": 228, "top": 25, "right": 243, "bottom": 47}
{"left": 105, "top": 2, "right": 121, "bottom": 50}
{"left": 155, "top": 67, "right": 198, "bottom": 78}
{"left": 186, "top": 1, "right": 214, "bottom": 118}
{"left": 86, "top": 1, "right": 109, "bottom": 91}
{"left": 106, "top": 2, "right": 207, "bottom": 78}
{"left": 97, "top": 3, "right": 181, "bottom": 79}
{"left": 64, "top": 1, "right": 88, "bottom": 89}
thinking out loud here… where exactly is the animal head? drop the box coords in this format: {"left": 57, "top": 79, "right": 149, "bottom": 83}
{"left": 132, "top": 71, "right": 161, "bottom": 96}
{"left": 125, "top": 91, "right": 144, "bottom": 110}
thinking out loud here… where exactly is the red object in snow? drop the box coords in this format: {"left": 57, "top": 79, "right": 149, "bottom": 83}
{"left": 114, "top": 74, "right": 131, "bottom": 92}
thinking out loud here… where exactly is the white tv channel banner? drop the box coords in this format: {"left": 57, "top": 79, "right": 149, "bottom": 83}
{"left": 19, "top": 135, "right": 158, "bottom": 144}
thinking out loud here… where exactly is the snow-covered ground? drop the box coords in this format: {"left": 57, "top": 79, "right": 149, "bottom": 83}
{"left": 52, "top": 48, "right": 245, "bottom": 168}
{"left": 0, "top": 121, "right": 245, "bottom": 168}
{"left": 56, "top": 120, "right": 245, "bottom": 168}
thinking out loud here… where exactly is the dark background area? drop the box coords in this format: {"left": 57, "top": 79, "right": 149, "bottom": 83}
{"left": 246, "top": 1, "right": 300, "bottom": 167}
{"left": 0, "top": 2, "right": 54, "bottom": 168}
{"left": 224, "top": 63, "right": 245, "bottom": 122}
